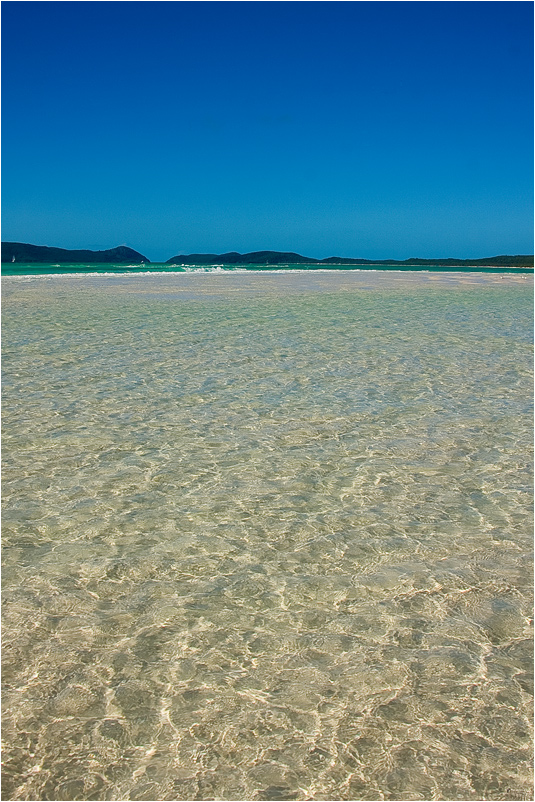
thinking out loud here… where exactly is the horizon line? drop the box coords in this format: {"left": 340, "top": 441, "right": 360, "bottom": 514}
{"left": 2, "top": 241, "right": 534, "bottom": 265}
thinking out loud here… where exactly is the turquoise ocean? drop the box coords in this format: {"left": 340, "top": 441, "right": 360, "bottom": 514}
{"left": 2, "top": 267, "right": 533, "bottom": 800}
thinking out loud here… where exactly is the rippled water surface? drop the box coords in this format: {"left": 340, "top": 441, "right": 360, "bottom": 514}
{"left": 2, "top": 271, "right": 533, "bottom": 801}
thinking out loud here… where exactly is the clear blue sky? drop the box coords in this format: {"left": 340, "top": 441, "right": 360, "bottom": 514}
{"left": 2, "top": 1, "right": 533, "bottom": 261}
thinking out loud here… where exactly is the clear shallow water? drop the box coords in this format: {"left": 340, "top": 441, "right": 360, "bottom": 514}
{"left": 2, "top": 271, "right": 533, "bottom": 801}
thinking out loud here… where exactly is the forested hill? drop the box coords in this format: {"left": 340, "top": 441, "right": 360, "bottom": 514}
{"left": 2, "top": 243, "right": 150, "bottom": 263}
{"left": 167, "top": 251, "right": 534, "bottom": 267}
{"left": 166, "top": 251, "right": 314, "bottom": 265}
{"left": 2, "top": 243, "right": 533, "bottom": 267}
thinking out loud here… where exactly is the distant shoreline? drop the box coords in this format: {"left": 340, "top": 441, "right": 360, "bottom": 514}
{"left": 1, "top": 242, "right": 533, "bottom": 270}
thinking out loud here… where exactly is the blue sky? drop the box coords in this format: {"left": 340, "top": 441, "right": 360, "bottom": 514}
{"left": 2, "top": 1, "right": 533, "bottom": 261}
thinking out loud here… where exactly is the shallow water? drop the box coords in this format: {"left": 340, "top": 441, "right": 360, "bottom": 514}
{"left": 2, "top": 271, "right": 533, "bottom": 801}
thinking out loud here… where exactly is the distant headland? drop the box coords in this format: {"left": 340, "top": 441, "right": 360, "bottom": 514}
{"left": 2, "top": 242, "right": 533, "bottom": 269}
{"left": 1, "top": 243, "right": 150, "bottom": 264}
{"left": 165, "top": 250, "right": 534, "bottom": 268}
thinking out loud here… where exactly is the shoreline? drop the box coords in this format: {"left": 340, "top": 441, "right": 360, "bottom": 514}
{"left": 2, "top": 264, "right": 534, "bottom": 279}
{"left": 3, "top": 269, "right": 532, "bottom": 295}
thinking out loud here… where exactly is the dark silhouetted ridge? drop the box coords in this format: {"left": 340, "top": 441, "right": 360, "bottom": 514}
{"left": 3, "top": 243, "right": 533, "bottom": 268}
{"left": 167, "top": 250, "right": 533, "bottom": 267}
{"left": 2, "top": 243, "right": 150, "bottom": 263}
{"left": 167, "top": 250, "right": 317, "bottom": 265}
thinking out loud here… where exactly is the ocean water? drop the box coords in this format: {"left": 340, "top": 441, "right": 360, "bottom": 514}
{"left": 2, "top": 270, "right": 533, "bottom": 801}
{"left": 2, "top": 262, "right": 534, "bottom": 277}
